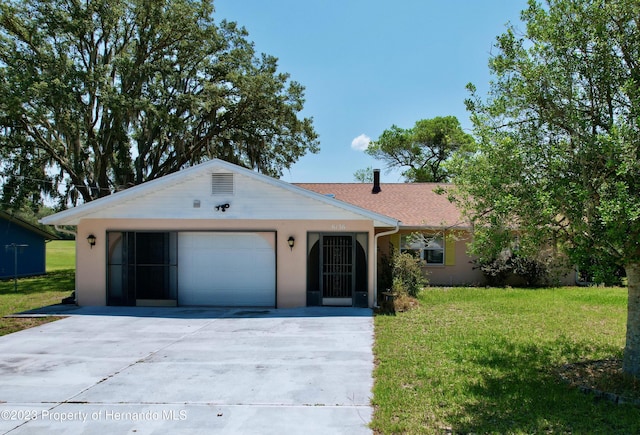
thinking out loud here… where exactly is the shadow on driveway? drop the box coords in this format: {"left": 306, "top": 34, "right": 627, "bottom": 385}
{"left": 1, "top": 305, "right": 374, "bottom": 434}
{"left": 18, "top": 304, "right": 373, "bottom": 319}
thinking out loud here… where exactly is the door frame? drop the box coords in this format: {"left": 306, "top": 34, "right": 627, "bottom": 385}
{"left": 321, "top": 234, "right": 355, "bottom": 306}
{"left": 306, "top": 232, "right": 368, "bottom": 307}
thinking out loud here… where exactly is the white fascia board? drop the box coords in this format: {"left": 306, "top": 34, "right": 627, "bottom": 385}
{"left": 40, "top": 162, "right": 206, "bottom": 226}
{"left": 40, "top": 159, "right": 400, "bottom": 228}
{"left": 262, "top": 182, "right": 399, "bottom": 227}
{"left": 400, "top": 224, "right": 473, "bottom": 231}
{"left": 220, "top": 161, "right": 399, "bottom": 226}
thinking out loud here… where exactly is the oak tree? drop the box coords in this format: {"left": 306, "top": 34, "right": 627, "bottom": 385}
{"left": 0, "top": 0, "right": 319, "bottom": 208}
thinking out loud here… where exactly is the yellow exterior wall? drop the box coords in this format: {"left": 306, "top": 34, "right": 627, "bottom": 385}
{"left": 377, "top": 229, "right": 486, "bottom": 287}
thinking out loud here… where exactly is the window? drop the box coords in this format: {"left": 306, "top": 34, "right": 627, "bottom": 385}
{"left": 401, "top": 233, "right": 445, "bottom": 265}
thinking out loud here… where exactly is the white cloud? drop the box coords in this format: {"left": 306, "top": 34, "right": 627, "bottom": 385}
{"left": 351, "top": 134, "right": 371, "bottom": 151}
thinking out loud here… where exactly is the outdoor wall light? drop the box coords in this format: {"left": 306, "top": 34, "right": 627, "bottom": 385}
{"left": 288, "top": 236, "right": 295, "bottom": 251}
{"left": 87, "top": 234, "right": 96, "bottom": 249}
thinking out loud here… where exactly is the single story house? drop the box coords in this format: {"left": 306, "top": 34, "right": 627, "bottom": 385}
{"left": 1, "top": 210, "right": 57, "bottom": 279}
{"left": 297, "top": 169, "right": 484, "bottom": 287}
{"left": 40, "top": 159, "right": 483, "bottom": 308}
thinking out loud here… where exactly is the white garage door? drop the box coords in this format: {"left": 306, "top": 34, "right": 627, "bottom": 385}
{"left": 177, "top": 232, "right": 276, "bottom": 307}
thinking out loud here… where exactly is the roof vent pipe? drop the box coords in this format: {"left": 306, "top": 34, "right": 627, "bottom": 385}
{"left": 372, "top": 169, "right": 381, "bottom": 194}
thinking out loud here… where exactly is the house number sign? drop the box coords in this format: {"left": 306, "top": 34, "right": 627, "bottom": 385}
{"left": 331, "top": 224, "right": 347, "bottom": 231}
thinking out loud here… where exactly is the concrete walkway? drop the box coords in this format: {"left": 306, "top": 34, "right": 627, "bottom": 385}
{"left": 0, "top": 306, "right": 374, "bottom": 434}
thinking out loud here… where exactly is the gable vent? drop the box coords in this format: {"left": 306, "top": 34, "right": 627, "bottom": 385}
{"left": 211, "top": 173, "right": 234, "bottom": 195}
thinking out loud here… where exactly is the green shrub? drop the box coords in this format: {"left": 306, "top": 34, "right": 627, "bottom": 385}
{"left": 477, "top": 252, "right": 549, "bottom": 286}
{"left": 510, "top": 255, "right": 548, "bottom": 286}
{"left": 477, "top": 254, "right": 512, "bottom": 286}
{"left": 391, "top": 251, "right": 427, "bottom": 297}
{"left": 377, "top": 250, "right": 394, "bottom": 297}
{"left": 573, "top": 253, "right": 626, "bottom": 286}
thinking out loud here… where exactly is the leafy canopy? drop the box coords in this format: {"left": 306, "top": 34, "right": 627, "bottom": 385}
{"left": 353, "top": 166, "right": 374, "bottom": 183}
{"left": 449, "top": 0, "right": 640, "bottom": 268}
{"left": 447, "top": 0, "right": 640, "bottom": 376}
{"left": 0, "top": 0, "right": 319, "bottom": 208}
{"left": 366, "top": 116, "right": 474, "bottom": 182}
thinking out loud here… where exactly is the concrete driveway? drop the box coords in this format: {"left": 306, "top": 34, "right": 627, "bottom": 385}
{"left": 0, "top": 306, "right": 374, "bottom": 434}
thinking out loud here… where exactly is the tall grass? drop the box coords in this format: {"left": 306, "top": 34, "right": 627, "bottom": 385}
{"left": 372, "top": 287, "right": 639, "bottom": 434}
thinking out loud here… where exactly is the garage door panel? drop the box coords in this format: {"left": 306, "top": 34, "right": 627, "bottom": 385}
{"left": 178, "top": 232, "right": 275, "bottom": 306}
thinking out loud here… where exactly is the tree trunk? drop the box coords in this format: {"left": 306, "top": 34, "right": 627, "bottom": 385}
{"left": 623, "top": 262, "right": 640, "bottom": 378}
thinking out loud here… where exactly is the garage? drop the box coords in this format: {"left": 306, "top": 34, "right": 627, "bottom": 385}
{"left": 177, "top": 232, "right": 276, "bottom": 307}
{"left": 42, "top": 159, "right": 399, "bottom": 308}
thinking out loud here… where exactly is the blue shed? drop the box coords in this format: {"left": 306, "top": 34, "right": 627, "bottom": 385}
{"left": 0, "top": 211, "right": 57, "bottom": 279}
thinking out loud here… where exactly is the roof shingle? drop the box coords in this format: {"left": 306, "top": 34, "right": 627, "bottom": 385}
{"left": 294, "top": 183, "right": 468, "bottom": 228}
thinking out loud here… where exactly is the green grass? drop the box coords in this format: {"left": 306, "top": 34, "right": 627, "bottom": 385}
{"left": 46, "top": 239, "right": 75, "bottom": 270}
{"left": 371, "top": 287, "right": 640, "bottom": 434}
{"left": 0, "top": 240, "right": 75, "bottom": 336}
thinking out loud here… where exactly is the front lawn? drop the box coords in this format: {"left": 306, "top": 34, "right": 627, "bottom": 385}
{"left": 0, "top": 240, "right": 75, "bottom": 336}
{"left": 46, "top": 239, "right": 75, "bottom": 271}
{"left": 372, "top": 287, "right": 640, "bottom": 434}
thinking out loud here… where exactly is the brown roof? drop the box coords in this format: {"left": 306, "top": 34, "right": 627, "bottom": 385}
{"left": 294, "top": 183, "right": 468, "bottom": 228}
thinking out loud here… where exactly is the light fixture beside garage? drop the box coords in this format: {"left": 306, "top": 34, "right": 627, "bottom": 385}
{"left": 288, "top": 236, "right": 295, "bottom": 251}
{"left": 87, "top": 234, "right": 96, "bottom": 249}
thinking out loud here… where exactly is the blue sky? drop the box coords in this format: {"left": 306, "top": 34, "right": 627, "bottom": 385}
{"left": 215, "top": 0, "right": 529, "bottom": 183}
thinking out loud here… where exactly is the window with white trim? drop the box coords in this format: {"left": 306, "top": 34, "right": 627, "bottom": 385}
{"left": 401, "top": 233, "right": 444, "bottom": 265}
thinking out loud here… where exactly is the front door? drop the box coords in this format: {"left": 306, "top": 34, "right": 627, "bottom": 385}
{"left": 306, "top": 232, "right": 369, "bottom": 307}
{"left": 322, "top": 235, "right": 354, "bottom": 306}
